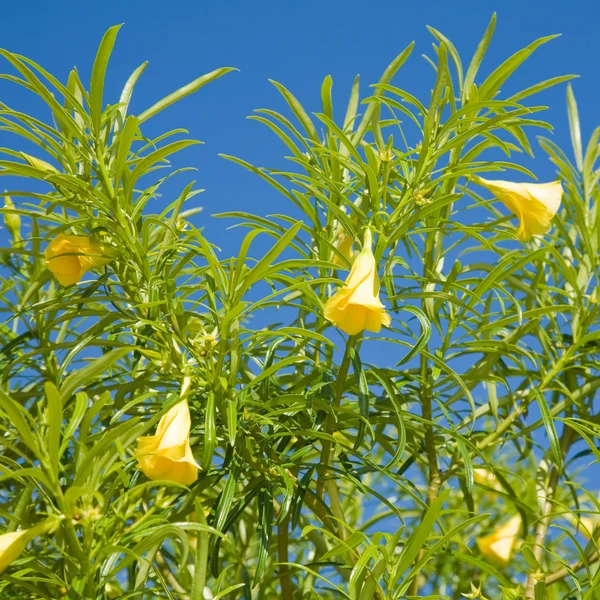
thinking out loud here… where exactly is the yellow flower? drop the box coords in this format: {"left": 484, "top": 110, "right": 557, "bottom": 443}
{"left": 324, "top": 229, "right": 391, "bottom": 335}
{"left": 564, "top": 514, "right": 596, "bottom": 539}
{"left": 472, "top": 175, "right": 563, "bottom": 241}
{"left": 44, "top": 234, "right": 111, "bottom": 286}
{"left": 135, "top": 399, "right": 200, "bottom": 486}
{"left": 476, "top": 516, "right": 522, "bottom": 566}
{"left": 473, "top": 468, "right": 502, "bottom": 492}
{"left": 579, "top": 517, "right": 595, "bottom": 538}
{"left": 0, "top": 518, "right": 59, "bottom": 574}
{"left": 331, "top": 231, "right": 354, "bottom": 268}
{"left": 0, "top": 530, "right": 33, "bottom": 574}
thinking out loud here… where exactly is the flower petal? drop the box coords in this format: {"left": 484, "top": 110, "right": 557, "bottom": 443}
{"left": 472, "top": 176, "right": 563, "bottom": 241}
{"left": 324, "top": 229, "right": 391, "bottom": 335}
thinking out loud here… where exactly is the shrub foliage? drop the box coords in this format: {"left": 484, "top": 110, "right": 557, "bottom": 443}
{"left": 0, "top": 16, "right": 599, "bottom": 600}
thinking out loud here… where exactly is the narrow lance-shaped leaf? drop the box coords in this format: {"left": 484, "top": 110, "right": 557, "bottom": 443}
{"left": 138, "top": 67, "right": 237, "bottom": 123}
{"left": 90, "top": 24, "right": 122, "bottom": 133}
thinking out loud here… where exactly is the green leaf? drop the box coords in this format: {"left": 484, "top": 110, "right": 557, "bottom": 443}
{"left": 138, "top": 67, "right": 236, "bottom": 123}
{"left": 90, "top": 25, "right": 122, "bottom": 133}
{"left": 60, "top": 347, "right": 131, "bottom": 401}
{"left": 128, "top": 139, "right": 201, "bottom": 195}
{"left": 117, "top": 61, "right": 148, "bottom": 126}
{"left": 202, "top": 391, "right": 216, "bottom": 469}
{"left": 566, "top": 83, "right": 583, "bottom": 171}
{"left": 320, "top": 74, "right": 333, "bottom": 120}
{"left": 463, "top": 13, "right": 496, "bottom": 101}
{"left": 235, "top": 221, "right": 303, "bottom": 299}
{"left": 351, "top": 349, "right": 370, "bottom": 450}
{"left": 478, "top": 34, "right": 560, "bottom": 102}
{"left": 269, "top": 79, "right": 319, "bottom": 143}
{"left": 427, "top": 26, "right": 463, "bottom": 87}
{"left": 253, "top": 484, "right": 273, "bottom": 587}
{"left": 396, "top": 306, "right": 431, "bottom": 366}
{"left": 534, "top": 389, "right": 562, "bottom": 472}
{"left": 351, "top": 41, "right": 414, "bottom": 146}
{"left": 213, "top": 584, "right": 247, "bottom": 600}
{"left": 43, "top": 382, "right": 62, "bottom": 481}
{"left": 192, "top": 499, "right": 210, "bottom": 600}
{"left": 0, "top": 390, "right": 42, "bottom": 462}
{"left": 392, "top": 489, "right": 451, "bottom": 585}
{"left": 343, "top": 75, "right": 360, "bottom": 133}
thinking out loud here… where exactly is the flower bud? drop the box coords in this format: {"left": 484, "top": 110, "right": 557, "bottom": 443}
{"left": 3, "top": 196, "right": 21, "bottom": 242}
{"left": 0, "top": 516, "right": 60, "bottom": 574}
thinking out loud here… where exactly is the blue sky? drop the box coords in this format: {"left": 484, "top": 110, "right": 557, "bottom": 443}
{"left": 1, "top": 0, "right": 597, "bottom": 254}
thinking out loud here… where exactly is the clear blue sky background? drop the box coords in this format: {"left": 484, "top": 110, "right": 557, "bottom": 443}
{"left": 1, "top": 0, "right": 597, "bottom": 254}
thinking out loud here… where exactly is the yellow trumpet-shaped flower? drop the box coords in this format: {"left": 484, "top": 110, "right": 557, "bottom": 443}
{"left": 476, "top": 516, "right": 522, "bottom": 566}
{"left": 324, "top": 229, "right": 391, "bottom": 335}
{"left": 0, "top": 518, "right": 59, "bottom": 574}
{"left": 44, "top": 234, "right": 112, "bottom": 286}
{"left": 472, "top": 175, "right": 563, "bottom": 241}
{"left": 135, "top": 399, "right": 200, "bottom": 486}
{"left": 331, "top": 231, "right": 355, "bottom": 268}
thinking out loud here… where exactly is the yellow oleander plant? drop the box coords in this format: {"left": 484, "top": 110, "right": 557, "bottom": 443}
{"left": 0, "top": 16, "right": 598, "bottom": 600}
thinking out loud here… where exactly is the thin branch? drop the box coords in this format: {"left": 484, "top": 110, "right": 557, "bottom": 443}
{"left": 278, "top": 514, "right": 293, "bottom": 600}
{"left": 156, "top": 551, "right": 190, "bottom": 600}
{"left": 525, "top": 423, "right": 576, "bottom": 598}
{"left": 546, "top": 552, "right": 600, "bottom": 585}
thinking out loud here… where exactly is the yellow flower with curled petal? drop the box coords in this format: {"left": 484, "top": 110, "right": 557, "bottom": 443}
{"left": 324, "top": 229, "right": 391, "bottom": 336}
{"left": 44, "top": 234, "right": 112, "bottom": 286}
{"left": 135, "top": 398, "right": 200, "bottom": 486}
{"left": 0, "top": 517, "right": 59, "bottom": 574}
{"left": 476, "top": 515, "right": 522, "bottom": 565}
{"left": 472, "top": 175, "right": 563, "bottom": 241}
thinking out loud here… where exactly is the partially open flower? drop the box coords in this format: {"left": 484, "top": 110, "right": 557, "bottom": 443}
{"left": 472, "top": 175, "right": 563, "bottom": 241}
{"left": 135, "top": 399, "right": 200, "bottom": 486}
{"left": 44, "top": 234, "right": 112, "bottom": 286}
{"left": 476, "top": 516, "right": 522, "bottom": 565}
{"left": 324, "top": 229, "right": 391, "bottom": 335}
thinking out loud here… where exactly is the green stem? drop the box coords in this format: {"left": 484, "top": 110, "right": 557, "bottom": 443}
{"left": 277, "top": 513, "right": 293, "bottom": 600}
{"left": 525, "top": 423, "right": 576, "bottom": 599}
{"left": 316, "top": 335, "right": 357, "bottom": 500}
{"left": 58, "top": 502, "right": 95, "bottom": 598}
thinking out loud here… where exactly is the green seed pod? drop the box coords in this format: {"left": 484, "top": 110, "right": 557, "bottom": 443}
{"left": 3, "top": 195, "right": 21, "bottom": 242}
